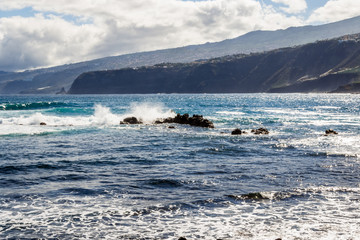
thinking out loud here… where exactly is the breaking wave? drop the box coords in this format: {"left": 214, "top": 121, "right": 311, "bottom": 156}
{"left": 0, "top": 102, "right": 68, "bottom": 111}
{"left": 0, "top": 103, "right": 176, "bottom": 135}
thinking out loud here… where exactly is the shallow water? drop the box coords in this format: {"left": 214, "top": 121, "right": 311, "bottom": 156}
{"left": 0, "top": 94, "right": 359, "bottom": 239}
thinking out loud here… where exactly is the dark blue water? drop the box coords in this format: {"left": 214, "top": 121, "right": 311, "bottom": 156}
{"left": 0, "top": 94, "right": 359, "bottom": 239}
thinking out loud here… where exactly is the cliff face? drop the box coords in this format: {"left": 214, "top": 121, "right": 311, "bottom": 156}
{"left": 68, "top": 35, "right": 360, "bottom": 94}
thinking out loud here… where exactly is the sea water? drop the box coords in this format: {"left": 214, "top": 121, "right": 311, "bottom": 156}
{"left": 0, "top": 94, "right": 359, "bottom": 239}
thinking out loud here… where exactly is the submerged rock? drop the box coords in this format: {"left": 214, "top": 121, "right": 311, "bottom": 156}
{"left": 120, "top": 117, "right": 143, "bottom": 124}
{"left": 241, "top": 192, "right": 269, "bottom": 200}
{"left": 40, "top": 122, "right": 47, "bottom": 126}
{"left": 251, "top": 128, "right": 269, "bottom": 135}
{"left": 227, "top": 192, "right": 269, "bottom": 200}
{"left": 325, "top": 129, "right": 338, "bottom": 135}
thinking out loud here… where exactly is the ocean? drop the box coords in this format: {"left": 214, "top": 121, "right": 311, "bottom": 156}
{"left": 0, "top": 94, "right": 359, "bottom": 239}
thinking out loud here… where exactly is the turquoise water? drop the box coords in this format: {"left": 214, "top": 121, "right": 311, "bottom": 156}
{"left": 0, "top": 94, "right": 360, "bottom": 239}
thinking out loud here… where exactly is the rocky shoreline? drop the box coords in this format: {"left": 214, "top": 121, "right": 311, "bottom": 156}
{"left": 38, "top": 112, "right": 339, "bottom": 137}
{"left": 117, "top": 112, "right": 339, "bottom": 137}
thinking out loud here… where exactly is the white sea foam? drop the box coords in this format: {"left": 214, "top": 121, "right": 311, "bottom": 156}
{"left": 0, "top": 103, "right": 176, "bottom": 135}
{"left": 280, "top": 132, "right": 360, "bottom": 159}
{"left": 216, "top": 111, "right": 245, "bottom": 116}
{"left": 314, "top": 106, "right": 341, "bottom": 110}
{"left": 1, "top": 187, "right": 359, "bottom": 239}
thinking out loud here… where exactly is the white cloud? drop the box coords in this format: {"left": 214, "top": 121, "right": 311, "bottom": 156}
{"left": 0, "top": 0, "right": 305, "bottom": 71}
{"left": 308, "top": 0, "right": 360, "bottom": 24}
{"left": 270, "top": 0, "right": 307, "bottom": 14}
{"left": 0, "top": 14, "right": 101, "bottom": 70}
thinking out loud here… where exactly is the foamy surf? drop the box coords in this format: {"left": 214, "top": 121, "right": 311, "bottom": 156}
{"left": 1, "top": 186, "right": 359, "bottom": 239}
{"left": 0, "top": 103, "right": 177, "bottom": 135}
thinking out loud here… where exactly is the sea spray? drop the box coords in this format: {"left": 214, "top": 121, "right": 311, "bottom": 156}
{"left": 92, "top": 104, "right": 120, "bottom": 125}
{"left": 0, "top": 102, "right": 177, "bottom": 135}
{"left": 124, "top": 102, "right": 176, "bottom": 124}
{"left": 0, "top": 105, "right": 121, "bottom": 128}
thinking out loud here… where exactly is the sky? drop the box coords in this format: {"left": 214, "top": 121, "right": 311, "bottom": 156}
{"left": 0, "top": 0, "right": 359, "bottom": 72}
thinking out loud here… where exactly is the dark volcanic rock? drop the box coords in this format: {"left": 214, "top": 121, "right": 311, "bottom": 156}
{"left": 227, "top": 192, "right": 269, "bottom": 200}
{"left": 187, "top": 114, "right": 214, "bottom": 128}
{"left": 120, "top": 117, "right": 143, "bottom": 124}
{"left": 156, "top": 113, "right": 214, "bottom": 128}
{"left": 231, "top": 128, "right": 243, "bottom": 135}
{"left": 241, "top": 192, "right": 269, "bottom": 200}
{"left": 40, "top": 122, "right": 47, "bottom": 126}
{"left": 251, "top": 128, "right": 269, "bottom": 135}
{"left": 174, "top": 113, "right": 190, "bottom": 124}
{"left": 119, "top": 113, "right": 214, "bottom": 128}
{"left": 325, "top": 129, "right": 338, "bottom": 135}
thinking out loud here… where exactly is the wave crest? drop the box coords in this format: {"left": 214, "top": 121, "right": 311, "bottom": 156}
{"left": 0, "top": 102, "right": 177, "bottom": 135}
{"left": 0, "top": 102, "right": 67, "bottom": 111}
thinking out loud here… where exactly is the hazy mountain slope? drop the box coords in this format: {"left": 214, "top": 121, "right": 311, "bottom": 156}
{"left": 68, "top": 34, "right": 360, "bottom": 94}
{"left": 2, "top": 15, "right": 360, "bottom": 94}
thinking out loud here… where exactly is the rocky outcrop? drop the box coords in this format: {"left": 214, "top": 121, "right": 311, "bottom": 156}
{"left": 155, "top": 113, "right": 214, "bottom": 128}
{"left": 119, "top": 113, "right": 214, "bottom": 128}
{"left": 227, "top": 192, "right": 269, "bottom": 200}
{"left": 120, "top": 117, "right": 143, "bottom": 124}
{"left": 241, "top": 192, "right": 269, "bottom": 200}
{"left": 251, "top": 128, "right": 269, "bottom": 135}
{"left": 231, "top": 128, "right": 244, "bottom": 135}
{"left": 231, "top": 128, "right": 270, "bottom": 135}
{"left": 40, "top": 122, "right": 47, "bottom": 126}
{"left": 56, "top": 87, "right": 67, "bottom": 94}
{"left": 325, "top": 129, "right": 338, "bottom": 135}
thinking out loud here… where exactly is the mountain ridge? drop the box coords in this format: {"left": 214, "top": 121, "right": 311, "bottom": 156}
{"left": 68, "top": 33, "right": 360, "bottom": 94}
{"left": 1, "top": 15, "right": 360, "bottom": 94}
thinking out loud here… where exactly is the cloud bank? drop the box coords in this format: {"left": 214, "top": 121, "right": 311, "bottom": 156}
{"left": 271, "top": 0, "right": 307, "bottom": 14}
{"left": 0, "top": 0, "right": 357, "bottom": 71}
{"left": 308, "top": 0, "right": 360, "bottom": 23}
